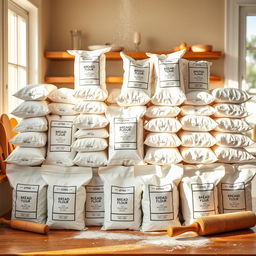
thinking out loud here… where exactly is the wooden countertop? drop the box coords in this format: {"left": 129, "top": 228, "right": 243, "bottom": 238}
{"left": 0, "top": 226, "right": 255, "bottom": 255}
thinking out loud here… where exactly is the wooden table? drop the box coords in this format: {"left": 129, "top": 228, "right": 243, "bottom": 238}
{"left": 0, "top": 226, "right": 255, "bottom": 255}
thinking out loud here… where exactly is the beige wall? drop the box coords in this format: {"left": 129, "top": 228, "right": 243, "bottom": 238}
{"left": 43, "top": 0, "right": 225, "bottom": 87}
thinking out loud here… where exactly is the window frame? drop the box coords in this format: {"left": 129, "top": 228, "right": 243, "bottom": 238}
{"left": 0, "top": 0, "right": 39, "bottom": 113}
{"left": 225, "top": 0, "right": 256, "bottom": 89}
{"left": 239, "top": 6, "right": 256, "bottom": 91}
{"left": 8, "top": 0, "right": 29, "bottom": 111}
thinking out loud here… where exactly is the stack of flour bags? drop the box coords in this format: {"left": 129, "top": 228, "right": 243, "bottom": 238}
{"left": 44, "top": 87, "right": 78, "bottom": 166}
{"left": 211, "top": 87, "right": 255, "bottom": 163}
{"left": 142, "top": 50, "right": 186, "bottom": 165}
{"left": 6, "top": 84, "right": 56, "bottom": 166}
{"left": 178, "top": 59, "right": 218, "bottom": 164}
{"left": 68, "top": 48, "right": 110, "bottom": 167}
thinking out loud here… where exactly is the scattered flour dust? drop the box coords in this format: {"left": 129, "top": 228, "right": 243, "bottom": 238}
{"left": 71, "top": 230, "right": 209, "bottom": 250}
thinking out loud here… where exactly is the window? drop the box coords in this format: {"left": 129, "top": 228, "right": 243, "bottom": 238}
{"left": 239, "top": 7, "right": 256, "bottom": 93}
{"left": 8, "top": 0, "right": 28, "bottom": 112}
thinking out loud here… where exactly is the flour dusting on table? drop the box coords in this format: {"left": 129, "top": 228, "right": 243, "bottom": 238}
{"left": 71, "top": 231, "right": 209, "bottom": 248}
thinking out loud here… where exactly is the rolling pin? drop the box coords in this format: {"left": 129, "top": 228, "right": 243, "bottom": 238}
{"left": 0, "top": 218, "right": 49, "bottom": 234}
{"left": 168, "top": 211, "right": 256, "bottom": 237}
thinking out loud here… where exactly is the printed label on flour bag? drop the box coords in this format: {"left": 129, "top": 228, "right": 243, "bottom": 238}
{"left": 111, "top": 186, "right": 135, "bottom": 222}
{"left": 114, "top": 118, "right": 137, "bottom": 150}
{"left": 79, "top": 56, "right": 100, "bottom": 86}
{"left": 50, "top": 121, "right": 73, "bottom": 152}
{"left": 159, "top": 59, "right": 180, "bottom": 88}
{"left": 86, "top": 185, "right": 104, "bottom": 219}
{"left": 128, "top": 63, "right": 150, "bottom": 89}
{"left": 188, "top": 62, "right": 208, "bottom": 90}
{"left": 221, "top": 183, "right": 246, "bottom": 213}
{"left": 149, "top": 184, "right": 174, "bottom": 221}
{"left": 52, "top": 186, "right": 76, "bottom": 221}
{"left": 192, "top": 183, "right": 216, "bottom": 218}
{"left": 15, "top": 184, "right": 39, "bottom": 219}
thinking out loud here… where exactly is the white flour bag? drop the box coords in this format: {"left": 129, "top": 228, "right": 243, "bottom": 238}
{"left": 144, "top": 118, "right": 182, "bottom": 133}
{"left": 73, "top": 151, "right": 108, "bottom": 167}
{"left": 211, "top": 88, "right": 251, "bottom": 104}
{"left": 214, "top": 118, "right": 252, "bottom": 133}
{"left": 218, "top": 164, "right": 256, "bottom": 213}
{"left": 68, "top": 48, "right": 111, "bottom": 101}
{"left": 140, "top": 164, "right": 183, "bottom": 231}
{"left": 6, "top": 147, "right": 46, "bottom": 166}
{"left": 144, "top": 133, "right": 181, "bottom": 147}
{"left": 180, "top": 115, "right": 217, "bottom": 132}
{"left": 145, "top": 106, "right": 181, "bottom": 118}
{"left": 13, "top": 83, "right": 56, "bottom": 101}
{"left": 213, "top": 104, "right": 248, "bottom": 118}
{"left": 13, "top": 117, "right": 48, "bottom": 133}
{"left": 99, "top": 165, "right": 144, "bottom": 230}
{"left": 182, "top": 60, "right": 214, "bottom": 105}
{"left": 74, "top": 128, "right": 109, "bottom": 139}
{"left": 144, "top": 148, "right": 182, "bottom": 165}
{"left": 147, "top": 50, "right": 186, "bottom": 106}
{"left": 106, "top": 106, "right": 146, "bottom": 165}
{"left": 10, "top": 132, "right": 47, "bottom": 148}
{"left": 211, "top": 131, "right": 254, "bottom": 148}
{"left": 49, "top": 103, "right": 78, "bottom": 116}
{"left": 73, "top": 114, "right": 109, "bottom": 130}
{"left": 48, "top": 88, "right": 77, "bottom": 104}
{"left": 179, "top": 131, "right": 216, "bottom": 148}
{"left": 180, "top": 105, "right": 215, "bottom": 116}
{"left": 212, "top": 146, "right": 256, "bottom": 163}
{"left": 180, "top": 164, "right": 225, "bottom": 225}
{"left": 117, "top": 52, "right": 153, "bottom": 106}
{"left": 45, "top": 115, "right": 77, "bottom": 166}
{"left": 41, "top": 165, "right": 92, "bottom": 230}
{"left": 7, "top": 164, "right": 47, "bottom": 224}
{"left": 85, "top": 168, "right": 104, "bottom": 226}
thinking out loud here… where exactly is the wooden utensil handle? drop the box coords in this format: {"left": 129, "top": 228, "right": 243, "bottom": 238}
{"left": 0, "top": 218, "right": 49, "bottom": 234}
{"left": 167, "top": 222, "right": 199, "bottom": 237}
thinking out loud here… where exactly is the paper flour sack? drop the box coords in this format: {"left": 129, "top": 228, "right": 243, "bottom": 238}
{"left": 13, "top": 83, "right": 56, "bottom": 101}
{"left": 179, "top": 131, "right": 216, "bottom": 147}
{"left": 48, "top": 88, "right": 77, "bottom": 104}
{"left": 117, "top": 52, "right": 153, "bottom": 106}
{"left": 11, "top": 101, "right": 49, "bottom": 118}
{"left": 68, "top": 48, "right": 111, "bottom": 101}
{"left": 85, "top": 168, "right": 104, "bottom": 226}
{"left": 211, "top": 88, "right": 251, "bottom": 104}
{"left": 140, "top": 164, "right": 183, "bottom": 231}
{"left": 45, "top": 115, "right": 77, "bottom": 166}
{"left": 180, "top": 115, "right": 217, "bottom": 131}
{"left": 180, "top": 105, "right": 215, "bottom": 116}
{"left": 73, "top": 101, "right": 107, "bottom": 114}
{"left": 49, "top": 103, "right": 78, "bottom": 116}
{"left": 106, "top": 106, "right": 146, "bottom": 165}
{"left": 13, "top": 117, "right": 48, "bottom": 132}
{"left": 180, "top": 147, "right": 217, "bottom": 164}
{"left": 74, "top": 128, "right": 109, "bottom": 139}
{"left": 144, "top": 148, "right": 182, "bottom": 165}
{"left": 6, "top": 147, "right": 46, "bottom": 166}
{"left": 41, "top": 165, "right": 92, "bottom": 230}
{"left": 145, "top": 106, "right": 181, "bottom": 118}
{"left": 73, "top": 151, "right": 108, "bottom": 167}
{"left": 218, "top": 164, "right": 256, "bottom": 213}
{"left": 73, "top": 114, "right": 109, "bottom": 130}
{"left": 144, "top": 133, "right": 181, "bottom": 147}
{"left": 213, "top": 103, "right": 248, "bottom": 118}
{"left": 99, "top": 165, "right": 144, "bottom": 230}
{"left": 144, "top": 118, "right": 181, "bottom": 133}
{"left": 10, "top": 132, "right": 47, "bottom": 148}
{"left": 211, "top": 131, "right": 254, "bottom": 147}
{"left": 182, "top": 60, "right": 214, "bottom": 105}
{"left": 212, "top": 146, "right": 256, "bottom": 163}
{"left": 147, "top": 50, "right": 186, "bottom": 106}
{"left": 214, "top": 118, "right": 252, "bottom": 133}
{"left": 180, "top": 164, "right": 225, "bottom": 225}
{"left": 71, "top": 138, "right": 108, "bottom": 152}
{"left": 7, "top": 164, "right": 47, "bottom": 224}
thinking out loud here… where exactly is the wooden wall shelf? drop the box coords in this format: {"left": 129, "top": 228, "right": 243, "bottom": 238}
{"left": 45, "top": 51, "right": 222, "bottom": 60}
{"left": 45, "top": 75, "right": 222, "bottom": 84}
